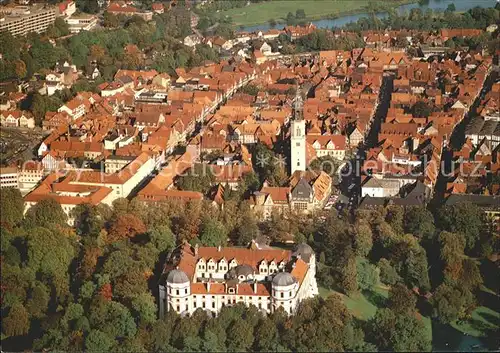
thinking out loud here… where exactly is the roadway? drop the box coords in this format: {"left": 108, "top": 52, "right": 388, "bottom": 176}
{"left": 337, "top": 72, "right": 395, "bottom": 212}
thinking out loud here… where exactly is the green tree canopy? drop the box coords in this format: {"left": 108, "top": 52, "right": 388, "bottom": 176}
{"left": 24, "top": 198, "right": 67, "bottom": 228}
{"left": 0, "top": 187, "right": 25, "bottom": 226}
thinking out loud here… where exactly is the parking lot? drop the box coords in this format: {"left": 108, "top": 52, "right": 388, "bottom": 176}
{"left": 0, "top": 127, "right": 47, "bottom": 165}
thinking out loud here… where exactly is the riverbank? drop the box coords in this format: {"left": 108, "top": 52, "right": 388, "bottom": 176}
{"left": 218, "top": 0, "right": 418, "bottom": 28}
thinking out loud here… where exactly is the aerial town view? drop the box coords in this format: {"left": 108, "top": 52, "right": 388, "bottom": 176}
{"left": 0, "top": 0, "right": 499, "bottom": 351}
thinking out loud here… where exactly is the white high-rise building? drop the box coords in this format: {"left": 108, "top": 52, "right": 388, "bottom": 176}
{"left": 290, "top": 89, "right": 306, "bottom": 175}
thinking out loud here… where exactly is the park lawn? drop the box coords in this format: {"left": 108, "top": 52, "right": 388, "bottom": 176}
{"left": 217, "top": 0, "right": 415, "bottom": 27}
{"left": 451, "top": 306, "right": 500, "bottom": 337}
{"left": 319, "top": 285, "right": 432, "bottom": 340}
{"left": 318, "top": 285, "right": 389, "bottom": 320}
{"left": 344, "top": 286, "right": 389, "bottom": 320}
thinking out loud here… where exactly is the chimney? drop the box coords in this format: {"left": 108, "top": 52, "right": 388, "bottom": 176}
{"left": 207, "top": 281, "right": 211, "bottom": 292}
{"left": 253, "top": 280, "right": 258, "bottom": 293}
{"left": 194, "top": 243, "right": 199, "bottom": 256}
{"left": 218, "top": 245, "right": 222, "bottom": 252}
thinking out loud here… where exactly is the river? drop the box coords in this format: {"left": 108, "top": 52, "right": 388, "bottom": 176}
{"left": 240, "top": 0, "right": 498, "bottom": 33}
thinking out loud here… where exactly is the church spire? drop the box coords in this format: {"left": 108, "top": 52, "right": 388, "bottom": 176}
{"left": 293, "top": 85, "right": 303, "bottom": 121}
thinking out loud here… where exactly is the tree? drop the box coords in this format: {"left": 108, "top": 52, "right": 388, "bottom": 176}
{"left": 353, "top": 220, "right": 373, "bottom": 257}
{"left": 296, "top": 9, "right": 306, "bottom": 19}
{"left": 148, "top": 225, "right": 175, "bottom": 253}
{"left": 436, "top": 202, "right": 483, "bottom": 251}
{"left": 234, "top": 211, "right": 261, "bottom": 246}
{"left": 89, "top": 300, "right": 137, "bottom": 339}
{"left": 431, "top": 284, "right": 476, "bottom": 324}
{"left": 25, "top": 282, "right": 50, "bottom": 319}
{"left": 253, "top": 318, "right": 279, "bottom": 351}
{"left": 199, "top": 218, "right": 228, "bottom": 246}
{"left": 356, "top": 257, "right": 380, "bottom": 291}
{"left": 339, "top": 250, "right": 358, "bottom": 294}
{"left": 286, "top": 12, "right": 296, "bottom": 25}
{"left": 377, "top": 258, "right": 400, "bottom": 285}
{"left": 131, "top": 292, "right": 157, "bottom": 325}
{"left": 176, "top": 164, "right": 215, "bottom": 194}
{"left": 411, "top": 100, "right": 433, "bottom": 118}
{"left": 388, "top": 283, "right": 416, "bottom": 314}
{"left": 113, "top": 269, "right": 149, "bottom": 300}
{"left": 240, "top": 84, "right": 260, "bottom": 96}
{"left": 446, "top": 4, "right": 456, "bottom": 12}
{"left": 385, "top": 205, "right": 404, "bottom": 235}
{"left": 269, "top": 18, "right": 277, "bottom": 28}
{"left": 72, "top": 203, "right": 104, "bottom": 237}
{"left": 404, "top": 206, "right": 435, "bottom": 240}
{"left": 197, "top": 17, "right": 211, "bottom": 31}
{"left": 0, "top": 187, "right": 24, "bottom": 226}
{"left": 226, "top": 320, "right": 254, "bottom": 351}
{"left": 107, "top": 213, "right": 147, "bottom": 242}
{"left": 368, "top": 308, "right": 431, "bottom": 351}
{"left": 460, "top": 258, "right": 483, "bottom": 290}
{"left": 439, "top": 231, "right": 466, "bottom": 283}
{"left": 13, "top": 59, "right": 27, "bottom": 79}
{"left": 24, "top": 198, "right": 67, "bottom": 228}
{"left": 76, "top": 0, "right": 100, "bottom": 14}
{"left": 26, "top": 227, "right": 76, "bottom": 299}
{"left": 103, "top": 12, "right": 120, "bottom": 28}
{"left": 85, "top": 330, "right": 115, "bottom": 353}
{"left": 3, "top": 303, "right": 30, "bottom": 337}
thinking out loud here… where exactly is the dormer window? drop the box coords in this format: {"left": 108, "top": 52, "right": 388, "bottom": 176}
{"left": 228, "top": 288, "right": 235, "bottom": 294}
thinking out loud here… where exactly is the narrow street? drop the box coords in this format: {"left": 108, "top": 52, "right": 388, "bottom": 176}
{"left": 338, "top": 72, "right": 394, "bottom": 210}
{"left": 431, "top": 68, "right": 499, "bottom": 206}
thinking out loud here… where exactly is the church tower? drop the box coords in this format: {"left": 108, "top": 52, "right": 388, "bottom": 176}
{"left": 290, "top": 88, "right": 306, "bottom": 175}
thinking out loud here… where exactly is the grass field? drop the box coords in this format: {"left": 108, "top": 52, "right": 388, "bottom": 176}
{"left": 344, "top": 286, "right": 389, "bottom": 320}
{"left": 451, "top": 306, "right": 500, "bottom": 337}
{"left": 217, "top": 0, "right": 415, "bottom": 27}
{"left": 319, "top": 285, "right": 389, "bottom": 320}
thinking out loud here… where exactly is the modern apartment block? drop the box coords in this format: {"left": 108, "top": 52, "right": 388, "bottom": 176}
{"left": 0, "top": 4, "right": 56, "bottom": 36}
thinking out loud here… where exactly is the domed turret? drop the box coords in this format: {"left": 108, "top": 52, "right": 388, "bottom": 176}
{"left": 272, "top": 272, "right": 297, "bottom": 287}
{"left": 293, "top": 243, "right": 314, "bottom": 262}
{"left": 227, "top": 264, "right": 254, "bottom": 281}
{"left": 166, "top": 269, "right": 189, "bottom": 284}
{"left": 165, "top": 268, "right": 191, "bottom": 315}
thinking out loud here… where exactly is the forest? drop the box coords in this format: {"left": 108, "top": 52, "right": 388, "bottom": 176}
{"left": 1, "top": 159, "right": 498, "bottom": 352}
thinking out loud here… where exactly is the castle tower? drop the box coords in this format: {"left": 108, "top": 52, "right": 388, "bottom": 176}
{"left": 290, "top": 88, "right": 306, "bottom": 175}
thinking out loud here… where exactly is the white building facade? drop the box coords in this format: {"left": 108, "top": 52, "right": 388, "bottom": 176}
{"left": 159, "top": 243, "right": 318, "bottom": 318}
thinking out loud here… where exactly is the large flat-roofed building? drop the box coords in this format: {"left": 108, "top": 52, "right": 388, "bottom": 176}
{"left": 158, "top": 242, "right": 318, "bottom": 318}
{"left": 0, "top": 167, "right": 19, "bottom": 188}
{"left": 0, "top": 4, "right": 56, "bottom": 36}
{"left": 65, "top": 14, "right": 97, "bottom": 33}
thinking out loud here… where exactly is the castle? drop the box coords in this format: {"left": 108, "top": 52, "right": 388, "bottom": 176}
{"left": 158, "top": 241, "right": 318, "bottom": 317}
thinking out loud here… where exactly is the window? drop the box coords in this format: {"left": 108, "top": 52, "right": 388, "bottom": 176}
{"left": 202, "top": 302, "right": 206, "bottom": 308}
{"left": 176, "top": 289, "right": 179, "bottom": 295}
{"left": 296, "top": 142, "right": 300, "bottom": 146}
{"left": 280, "top": 292, "right": 284, "bottom": 298}
{"left": 294, "top": 202, "right": 307, "bottom": 211}
{"left": 212, "top": 302, "right": 216, "bottom": 309}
